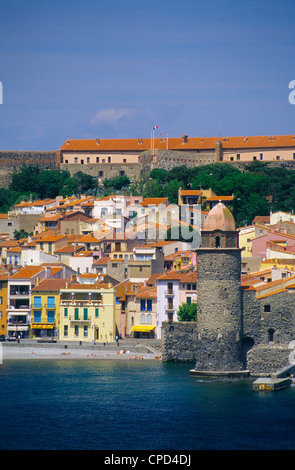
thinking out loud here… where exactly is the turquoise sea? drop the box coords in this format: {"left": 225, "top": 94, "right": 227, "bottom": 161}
{"left": 0, "top": 359, "right": 295, "bottom": 451}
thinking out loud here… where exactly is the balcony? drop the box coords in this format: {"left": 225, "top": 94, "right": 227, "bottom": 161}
{"left": 60, "top": 299, "right": 101, "bottom": 306}
{"left": 10, "top": 290, "right": 29, "bottom": 297}
{"left": 68, "top": 316, "right": 91, "bottom": 324}
{"left": 165, "top": 307, "right": 175, "bottom": 313}
{"left": 7, "top": 305, "right": 30, "bottom": 313}
{"left": 165, "top": 290, "right": 175, "bottom": 296}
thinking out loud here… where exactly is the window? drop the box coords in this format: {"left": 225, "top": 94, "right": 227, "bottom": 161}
{"left": 147, "top": 314, "right": 152, "bottom": 324}
{"left": 74, "top": 325, "right": 79, "bottom": 337}
{"left": 34, "top": 310, "right": 41, "bottom": 322}
{"left": 187, "top": 297, "right": 191, "bottom": 305}
{"left": 74, "top": 157, "right": 78, "bottom": 163}
{"left": 48, "top": 296, "right": 55, "bottom": 308}
{"left": 260, "top": 153, "right": 263, "bottom": 160}
{"left": 140, "top": 314, "right": 146, "bottom": 323}
{"left": 96, "top": 157, "right": 100, "bottom": 163}
{"left": 108, "top": 157, "right": 111, "bottom": 163}
{"left": 237, "top": 154, "right": 240, "bottom": 160}
{"left": 140, "top": 299, "right": 146, "bottom": 311}
{"left": 34, "top": 296, "right": 41, "bottom": 308}
{"left": 0, "top": 297, "right": 2, "bottom": 305}
{"left": 276, "top": 155, "right": 280, "bottom": 160}
{"left": 83, "top": 325, "right": 88, "bottom": 337}
{"left": 75, "top": 308, "right": 79, "bottom": 320}
{"left": 84, "top": 308, "right": 88, "bottom": 321}
{"left": 215, "top": 235, "right": 220, "bottom": 248}
{"left": 187, "top": 284, "right": 191, "bottom": 290}
{"left": 64, "top": 307, "right": 68, "bottom": 317}
{"left": 192, "top": 284, "right": 196, "bottom": 290}
{"left": 268, "top": 328, "right": 275, "bottom": 342}
{"left": 264, "top": 304, "right": 271, "bottom": 312}
{"left": 64, "top": 325, "right": 68, "bottom": 337}
{"left": 147, "top": 299, "right": 152, "bottom": 311}
{"left": 95, "top": 308, "right": 99, "bottom": 318}
{"left": 48, "top": 311, "right": 55, "bottom": 323}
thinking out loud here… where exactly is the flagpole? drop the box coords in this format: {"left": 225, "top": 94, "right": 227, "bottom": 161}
{"left": 151, "top": 125, "right": 158, "bottom": 162}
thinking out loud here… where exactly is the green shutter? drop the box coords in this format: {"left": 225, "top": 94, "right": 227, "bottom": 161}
{"left": 75, "top": 308, "right": 79, "bottom": 320}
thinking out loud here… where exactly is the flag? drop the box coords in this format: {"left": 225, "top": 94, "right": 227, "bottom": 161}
{"left": 153, "top": 125, "right": 158, "bottom": 130}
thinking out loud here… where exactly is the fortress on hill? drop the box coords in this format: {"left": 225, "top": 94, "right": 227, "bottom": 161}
{"left": 2, "top": 134, "right": 295, "bottom": 187}
{"left": 162, "top": 202, "right": 295, "bottom": 376}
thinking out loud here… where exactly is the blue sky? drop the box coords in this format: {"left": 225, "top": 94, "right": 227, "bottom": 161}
{"left": 0, "top": 0, "right": 295, "bottom": 150}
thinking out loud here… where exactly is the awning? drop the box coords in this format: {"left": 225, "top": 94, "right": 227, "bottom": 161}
{"left": 31, "top": 324, "right": 55, "bottom": 329}
{"left": 131, "top": 325, "right": 156, "bottom": 332}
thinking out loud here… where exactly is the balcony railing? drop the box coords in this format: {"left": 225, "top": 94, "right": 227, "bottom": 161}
{"left": 7, "top": 305, "right": 30, "bottom": 312}
{"left": 165, "top": 290, "right": 174, "bottom": 296}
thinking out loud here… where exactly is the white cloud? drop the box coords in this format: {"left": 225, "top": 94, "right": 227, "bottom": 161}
{"left": 90, "top": 107, "right": 136, "bottom": 125}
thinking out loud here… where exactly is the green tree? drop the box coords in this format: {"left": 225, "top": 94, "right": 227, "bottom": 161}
{"left": 73, "top": 171, "right": 98, "bottom": 194}
{"left": 165, "top": 179, "right": 184, "bottom": 204}
{"left": 177, "top": 302, "right": 197, "bottom": 322}
{"left": 9, "top": 164, "right": 41, "bottom": 193}
{"left": 13, "top": 229, "right": 33, "bottom": 240}
{"left": 36, "top": 169, "right": 71, "bottom": 198}
{"left": 149, "top": 168, "right": 168, "bottom": 183}
{"left": 103, "top": 175, "right": 130, "bottom": 191}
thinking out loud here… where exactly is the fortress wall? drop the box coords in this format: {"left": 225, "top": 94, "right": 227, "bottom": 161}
{"left": 0, "top": 151, "right": 58, "bottom": 188}
{"left": 60, "top": 162, "right": 144, "bottom": 183}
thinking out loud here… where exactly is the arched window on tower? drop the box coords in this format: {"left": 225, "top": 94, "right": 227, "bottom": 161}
{"left": 215, "top": 235, "right": 220, "bottom": 248}
{"left": 268, "top": 328, "right": 275, "bottom": 343}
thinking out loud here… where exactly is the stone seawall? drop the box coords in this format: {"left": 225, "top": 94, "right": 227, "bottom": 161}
{"left": 161, "top": 321, "right": 197, "bottom": 362}
{"left": 246, "top": 345, "right": 291, "bottom": 375}
{"left": 161, "top": 321, "right": 293, "bottom": 375}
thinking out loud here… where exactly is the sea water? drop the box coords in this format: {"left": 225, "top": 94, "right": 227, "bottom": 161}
{"left": 0, "top": 359, "right": 295, "bottom": 450}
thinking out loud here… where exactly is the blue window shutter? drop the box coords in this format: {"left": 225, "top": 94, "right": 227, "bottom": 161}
{"left": 48, "top": 296, "right": 55, "bottom": 308}
{"left": 48, "top": 311, "right": 55, "bottom": 323}
{"left": 34, "top": 311, "right": 41, "bottom": 322}
{"left": 34, "top": 297, "right": 41, "bottom": 308}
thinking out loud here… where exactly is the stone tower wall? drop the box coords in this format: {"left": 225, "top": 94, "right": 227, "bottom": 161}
{"left": 194, "top": 248, "right": 244, "bottom": 371}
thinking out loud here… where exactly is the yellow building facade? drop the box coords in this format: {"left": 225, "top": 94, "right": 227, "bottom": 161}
{"left": 31, "top": 279, "right": 69, "bottom": 338}
{"left": 239, "top": 226, "right": 256, "bottom": 257}
{"left": 0, "top": 271, "right": 9, "bottom": 337}
{"left": 59, "top": 281, "right": 116, "bottom": 343}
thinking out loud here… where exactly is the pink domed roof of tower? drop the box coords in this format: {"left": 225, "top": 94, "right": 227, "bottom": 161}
{"left": 203, "top": 202, "right": 236, "bottom": 231}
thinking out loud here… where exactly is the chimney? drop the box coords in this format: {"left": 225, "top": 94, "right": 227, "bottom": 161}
{"left": 182, "top": 134, "right": 188, "bottom": 144}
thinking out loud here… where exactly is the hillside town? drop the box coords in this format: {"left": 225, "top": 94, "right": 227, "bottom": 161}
{"left": 1, "top": 171, "right": 295, "bottom": 346}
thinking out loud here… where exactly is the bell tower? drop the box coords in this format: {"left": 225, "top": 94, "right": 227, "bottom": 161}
{"left": 191, "top": 202, "right": 247, "bottom": 376}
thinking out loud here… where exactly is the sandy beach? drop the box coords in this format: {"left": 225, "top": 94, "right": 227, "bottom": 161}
{"left": 0, "top": 341, "right": 162, "bottom": 361}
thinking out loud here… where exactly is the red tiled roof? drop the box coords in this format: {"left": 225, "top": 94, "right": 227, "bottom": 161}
{"left": 32, "top": 279, "right": 71, "bottom": 291}
{"left": 60, "top": 135, "right": 295, "bottom": 152}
